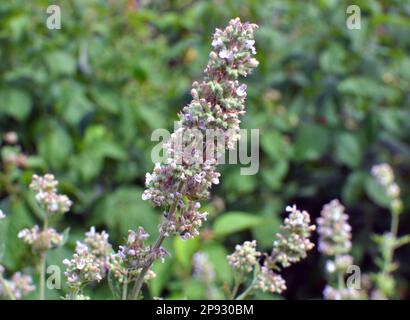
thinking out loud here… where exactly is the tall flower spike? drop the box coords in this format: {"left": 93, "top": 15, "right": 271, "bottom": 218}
{"left": 227, "top": 240, "right": 261, "bottom": 274}
{"left": 317, "top": 200, "right": 363, "bottom": 300}
{"left": 317, "top": 199, "right": 352, "bottom": 256}
{"left": 142, "top": 18, "right": 259, "bottom": 240}
{"left": 269, "top": 205, "right": 316, "bottom": 268}
{"left": 371, "top": 163, "right": 403, "bottom": 214}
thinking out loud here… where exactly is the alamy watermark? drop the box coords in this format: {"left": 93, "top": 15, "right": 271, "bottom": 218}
{"left": 150, "top": 124, "right": 260, "bottom": 175}
{"left": 346, "top": 5, "right": 361, "bottom": 30}
{"left": 46, "top": 5, "right": 61, "bottom": 30}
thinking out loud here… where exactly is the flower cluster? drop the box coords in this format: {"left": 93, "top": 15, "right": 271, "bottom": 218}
{"left": 317, "top": 199, "right": 352, "bottom": 256}
{"left": 0, "top": 267, "right": 35, "bottom": 300}
{"left": 325, "top": 254, "right": 353, "bottom": 274}
{"left": 255, "top": 266, "right": 287, "bottom": 294}
{"left": 63, "top": 245, "right": 105, "bottom": 291}
{"left": 371, "top": 163, "right": 402, "bottom": 214}
{"left": 160, "top": 201, "right": 208, "bottom": 240}
{"left": 109, "top": 228, "right": 162, "bottom": 284}
{"left": 29, "top": 174, "right": 72, "bottom": 215}
{"left": 269, "top": 205, "right": 316, "bottom": 268}
{"left": 82, "top": 227, "right": 112, "bottom": 269}
{"left": 323, "top": 285, "right": 363, "bottom": 300}
{"left": 317, "top": 200, "right": 361, "bottom": 300}
{"left": 227, "top": 240, "right": 261, "bottom": 274}
{"left": 254, "top": 205, "right": 315, "bottom": 295}
{"left": 227, "top": 205, "right": 315, "bottom": 297}
{"left": 18, "top": 226, "right": 63, "bottom": 253}
{"left": 1, "top": 132, "right": 28, "bottom": 168}
{"left": 0, "top": 209, "right": 5, "bottom": 220}
{"left": 63, "top": 227, "right": 112, "bottom": 294}
{"left": 142, "top": 18, "right": 258, "bottom": 241}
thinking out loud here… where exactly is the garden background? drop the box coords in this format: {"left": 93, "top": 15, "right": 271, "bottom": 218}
{"left": 0, "top": 0, "right": 410, "bottom": 299}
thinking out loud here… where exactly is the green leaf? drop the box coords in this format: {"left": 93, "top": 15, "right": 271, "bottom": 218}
{"left": 294, "top": 124, "right": 330, "bottom": 161}
{"left": 45, "top": 51, "right": 77, "bottom": 76}
{"left": 342, "top": 172, "right": 366, "bottom": 205}
{"left": 261, "top": 160, "right": 289, "bottom": 190}
{"left": 261, "top": 132, "right": 291, "bottom": 162}
{"left": 364, "top": 175, "right": 391, "bottom": 209}
{"left": 213, "top": 212, "right": 264, "bottom": 237}
{"left": 38, "top": 124, "right": 73, "bottom": 170}
{"left": 335, "top": 133, "right": 362, "bottom": 168}
{"left": 3, "top": 200, "right": 35, "bottom": 270}
{"left": 173, "top": 237, "right": 200, "bottom": 273}
{"left": 90, "top": 187, "right": 158, "bottom": 240}
{"left": 149, "top": 258, "right": 174, "bottom": 297}
{"left": 202, "top": 244, "right": 232, "bottom": 283}
{"left": 0, "top": 88, "right": 31, "bottom": 121}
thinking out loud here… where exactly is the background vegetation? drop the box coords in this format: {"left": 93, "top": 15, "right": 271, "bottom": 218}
{"left": 0, "top": 0, "right": 409, "bottom": 299}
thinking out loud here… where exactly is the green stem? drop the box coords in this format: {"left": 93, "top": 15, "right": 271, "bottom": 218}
{"left": 130, "top": 182, "right": 184, "bottom": 300}
{"left": 230, "top": 275, "right": 244, "bottom": 300}
{"left": 0, "top": 273, "right": 16, "bottom": 300}
{"left": 130, "top": 233, "right": 166, "bottom": 300}
{"left": 236, "top": 283, "right": 255, "bottom": 300}
{"left": 122, "top": 278, "right": 129, "bottom": 300}
{"left": 337, "top": 271, "right": 345, "bottom": 290}
{"left": 383, "top": 211, "right": 400, "bottom": 275}
{"left": 236, "top": 276, "right": 257, "bottom": 300}
{"left": 39, "top": 253, "right": 46, "bottom": 300}
{"left": 39, "top": 216, "right": 48, "bottom": 300}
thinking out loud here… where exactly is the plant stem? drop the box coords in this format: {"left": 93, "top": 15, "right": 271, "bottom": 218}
{"left": 337, "top": 271, "right": 345, "bottom": 290}
{"left": 236, "top": 283, "right": 254, "bottom": 300}
{"left": 130, "top": 233, "right": 165, "bottom": 300}
{"left": 39, "top": 252, "right": 46, "bottom": 300}
{"left": 230, "top": 275, "right": 243, "bottom": 300}
{"left": 130, "top": 182, "right": 184, "bottom": 300}
{"left": 0, "top": 273, "right": 16, "bottom": 300}
{"left": 236, "top": 277, "right": 257, "bottom": 300}
{"left": 39, "top": 216, "right": 48, "bottom": 300}
{"left": 122, "top": 278, "right": 129, "bottom": 300}
{"left": 383, "top": 211, "right": 400, "bottom": 274}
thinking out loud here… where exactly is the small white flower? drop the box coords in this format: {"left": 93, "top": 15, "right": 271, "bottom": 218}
{"left": 236, "top": 84, "right": 247, "bottom": 97}
{"left": 145, "top": 172, "right": 155, "bottom": 185}
{"left": 211, "top": 38, "right": 224, "bottom": 48}
{"left": 244, "top": 39, "right": 256, "bottom": 54}
{"left": 285, "top": 204, "right": 297, "bottom": 213}
{"left": 0, "top": 210, "right": 5, "bottom": 220}
{"left": 142, "top": 191, "right": 151, "bottom": 201}
{"left": 325, "top": 260, "right": 336, "bottom": 273}
{"left": 218, "top": 49, "right": 234, "bottom": 61}
{"left": 49, "top": 201, "right": 59, "bottom": 213}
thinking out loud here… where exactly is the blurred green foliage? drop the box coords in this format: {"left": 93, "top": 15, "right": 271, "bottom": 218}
{"left": 0, "top": 0, "right": 410, "bottom": 299}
